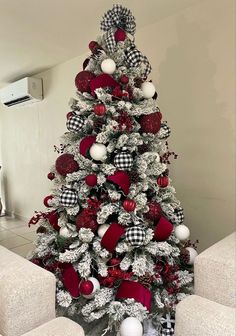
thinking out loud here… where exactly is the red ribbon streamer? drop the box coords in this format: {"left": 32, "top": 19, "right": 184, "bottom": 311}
{"left": 101, "top": 222, "right": 125, "bottom": 252}
{"left": 116, "top": 280, "right": 152, "bottom": 311}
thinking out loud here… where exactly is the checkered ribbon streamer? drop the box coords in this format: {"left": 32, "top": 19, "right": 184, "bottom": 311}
{"left": 125, "top": 226, "right": 146, "bottom": 246}
{"left": 66, "top": 115, "right": 85, "bottom": 133}
{"left": 114, "top": 151, "right": 133, "bottom": 171}
{"left": 159, "top": 123, "right": 171, "bottom": 139}
{"left": 100, "top": 4, "right": 136, "bottom": 53}
{"left": 59, "top": 189, "right": 78, "bottom": 207}
{"left": 126, "top": 44, "right": 152, "bottom": 78}
{"left": 161, "top": 314, "right": 175, "bottom": 336}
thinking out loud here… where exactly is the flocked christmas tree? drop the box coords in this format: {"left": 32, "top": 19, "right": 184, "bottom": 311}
{"left": 29, "top": 5, "right": 198, "bottom": 336}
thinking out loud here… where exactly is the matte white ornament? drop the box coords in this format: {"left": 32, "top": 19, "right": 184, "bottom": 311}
{"left": 141, "top": 82, "right": 156, "bottom": 99}
{"left": 186, "top": 247, "right": 198, "bottom": 265}
{"left": 83, "top": 277, "right": 101, "bottom": 299}
{"left": 120, "top": 317, "right": 143, "bottom": 336}
{"left": 175, "top": 225, "right": 190, "bottom": 241}
{"left": 89, "top": 143, "right": 107, "bottom": 161}
{"left": 101, "top": 58, "right": 116, "bottom": 74}
{"left": 97, "top": 224, "right": 109, "bottom": 238}
{"left": 59, "top": 227, "right": 71, "bottom": 238}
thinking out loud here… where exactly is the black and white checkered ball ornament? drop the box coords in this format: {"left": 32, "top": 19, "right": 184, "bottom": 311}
{"left": 125, "top": 226, "right": 146, "bottom": 246}
{"left": 66, "top": 115, "right": 85, "bottom": 133}
{"left": 161, "top": 327, "right": 175, "bottom": 336}
{"left": 159, "top": 123, "right": 171, "bottom": 140}
{"left": 161, "top": 315, "right": 175, "bottom": 336}
{"left": 60, "top": 189, "right": 78, "bottom": 207}
{"left": 114, "top": 149, "right": 133, "bottom": 171}
{"left": 172, "top": 207, "right": 184, "bottom": 225}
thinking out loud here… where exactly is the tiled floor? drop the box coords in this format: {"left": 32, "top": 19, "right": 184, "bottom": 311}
{"left": 0, "top": 216, "right": 37, "bottom": 258}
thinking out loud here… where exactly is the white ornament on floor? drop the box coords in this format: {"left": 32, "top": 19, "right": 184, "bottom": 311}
{"left": 59, "top": 227, "right": 71, "bottom": 238}
{"left": 186, "top": 247, "right": 198, "bottom": 265}
{"left": 101, "top": 58, "right": 116, "bottom": 74}
{"left": 120, "top": 317, "right": 143, "bottom": 336}
{"left": 83, "top": 277, "right": 100, "bottom": 299}
{"left": 89, "top": 143, "right": 107, "bottom": 161}
{"left": 175, "top": 224, "right": 190, "bottom": 241}
{"left": 97, "top": 224, "right": 109, "bottom": 238}
{"left": 141, "top": 82, "right": 156, "bottom": 98}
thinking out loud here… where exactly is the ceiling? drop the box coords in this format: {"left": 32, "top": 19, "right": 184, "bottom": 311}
{"left": 0, "top": 0, "right": 201, "bottom": 87}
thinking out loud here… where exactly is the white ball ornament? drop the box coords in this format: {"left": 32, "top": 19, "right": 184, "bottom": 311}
{"left": 120, "top": 317, "right": 143, "bottom": 336}
{"left": 186, "top": 247, "right": 198, "bottom": 265}
{"left": 83, "top": 276, "right": 100, "bottom": 299}
{"left": 175, "top": 225, "right": 190, "bottom": 241}
{"left": 141, "top": 82, "right": 156, "bottom": 99}
{"left": 97, "top": 224, "right": 109, "bottom": 238}
{"left": 101, "top": 58, "right": 116, "bottom": 74}
{"left": 59, "top": 227, "right": 71, "bottom": 238}
{"left": 89, "top": 143, "right": 107, "bottom": 161}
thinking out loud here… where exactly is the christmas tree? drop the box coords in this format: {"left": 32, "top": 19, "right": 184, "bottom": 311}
{"left": 29, "top": 5, "right": 197, "bottom": 336}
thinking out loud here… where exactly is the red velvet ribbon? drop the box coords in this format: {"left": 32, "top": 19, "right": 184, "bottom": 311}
{"left": 116, "top": 280, "right": 152, "bottom": 311}
{"left": 101, "top": 222, "right": 125, "bottom": 252}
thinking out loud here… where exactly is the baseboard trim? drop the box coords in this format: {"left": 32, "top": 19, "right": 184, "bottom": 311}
{"left": 5, "top": 211, "right": 30, "bottom": 222}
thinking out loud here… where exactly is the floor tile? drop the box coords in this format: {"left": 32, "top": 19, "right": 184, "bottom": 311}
{"left": 11, "top": 243, "right": 34, "bottom": 258}
{"left": 0, "top": 220, "right": 27, "bottom": 229}
{"left": 0, "top": 230, "right": 17, "bottom": 241}
{"left": 1, "top": 236, "right": 31, "bottom": 249}
{"left": 10, "top": 225, "right": 37, "bottom": 235}
{"left": 19, "top": 231, "right": 37, "bottom": 242}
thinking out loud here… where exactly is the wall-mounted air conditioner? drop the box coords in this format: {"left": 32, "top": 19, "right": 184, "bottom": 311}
{"left": 0, "top": 77, "right": 43, "bottom": 107}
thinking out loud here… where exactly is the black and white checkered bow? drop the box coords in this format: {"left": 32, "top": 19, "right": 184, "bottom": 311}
{"left": 161, "top": 314, "right": 175, "bottom": 336}
{"left": 126, "top": 43, "right": 152, "bottom": 78}
{"left": 60, "top": 189, "right": 78, "bottom": 208}
{"left": 66, "top": 115, "right": 85, "bottom": 133}
{"left": 125, "top": 226, "right": 146, "bottom": 246}
{"left": 100, "top": 4, "right": 136, "bottom": 53}
{"left": 159, "top": 123, "right": 171, "bottom": 140}
{"left": 170, "top": 207, "right": 185, "bottom": 225}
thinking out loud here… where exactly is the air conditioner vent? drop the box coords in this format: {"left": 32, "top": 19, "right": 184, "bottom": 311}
{"left": 4, "top": 95, "right": 31, "bottom": 107}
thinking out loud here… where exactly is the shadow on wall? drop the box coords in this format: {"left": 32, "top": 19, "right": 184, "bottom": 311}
{"left": 158, "top": 16, "right": 234, "bottom": 251}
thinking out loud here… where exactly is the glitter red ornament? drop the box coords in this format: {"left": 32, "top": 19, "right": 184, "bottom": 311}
{"left": 66, "top": 112, "right": 73, "bottom": 120}
{"left": 120, "top": 75, "right": 129, "bottom": 85}
{"left": 123, "top": 199, "right": 136, "bottom": 212}
{"left": 79, "top": 280, "right": 94, "bottom": 295}
{"left": 75, "top": 71, "right": 95, "bottom": 93}
{"left": 55, "top": 153, "right": 79, "bottom": 177}
{"left": 139, "top": 112, "right": 162, "bottom": 134}
{"left": 93, "top": 103, "right": 106, "bottom": 117}
{"left": 157, "top": 176, "right": 169, "bottom": 188}
{"left": 145, "top": 202, "right": 162, "bottom": 221}
{"left": 114, "top": 28, "right": 126, "bottom": 42}
{"left": 47, "top": 172, "right": 55, "bottom": 180}
{"left": 85, "top": 174, "right": 98, "bottom": 187}
{"left": 76, "top": 211, "right": 98, "bottom": 232}
{"left": 43, "top": 195, "right": 54, "bottom": 207}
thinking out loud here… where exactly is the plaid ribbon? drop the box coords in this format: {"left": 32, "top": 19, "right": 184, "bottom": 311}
{"left": 101, "top": 4, "right": 136, "bottom": 53}
{"left": 126, "top": 43, "right": 152, "bottom": 78}
{"left": 160, "top": 314, "right": 175, "bottom": 336}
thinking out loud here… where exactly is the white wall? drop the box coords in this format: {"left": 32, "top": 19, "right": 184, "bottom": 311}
{"left": 0, "top": 0, "right": 235, "bottom": 250}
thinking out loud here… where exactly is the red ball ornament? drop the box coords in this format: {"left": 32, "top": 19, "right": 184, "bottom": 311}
{"left": 85, "top": 174, "right": 98, "bottom": 187}
{"left": 66, "top": 112, "right": 73, "bottom": 120}
{"left": 123, "top": 199, "right": 136, "bottom": 212}
{"left": 114, "top": 28, "right": 126, "bottom": 42}
{"left": 75, "top": 71, "right": 95, "bottom": 93}
{"left": 47, "top": 172, "right": 55, "bottom": 180}
{"left": 55, "top": 153, "right": 79, "bottom": 177}
{"left": 157, "top": 176, "right": 169, "bottom": 188}
{"left": 79, "top": 280, "right": 94, "bottom": 295}
{"left": 93, "top": 103, "right": 106, "bottom": 117}
{"left": 145, "top": 202, "right": 162, "bottom": 221}
{"left": 120, "top": 75, "right": 129, "bottom": 85}
{"left": 76, "top": 212, "right": 98, "bottom": 232}
{"left": 139, "top": 112, "right": 162, "bottom": 134}
{"left": 43, "top": 195, "right": 53, "bottom": 207}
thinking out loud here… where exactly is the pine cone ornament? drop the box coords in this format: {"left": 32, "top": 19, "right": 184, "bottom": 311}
{"left": 93, "top": 118, "right": 104, "bottom": 132}
{"left": 114, "top": 148, "right": 133, "bottom": 171}
{"left": 138, "top": 143, "right": 149, "bottom": 154}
